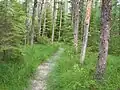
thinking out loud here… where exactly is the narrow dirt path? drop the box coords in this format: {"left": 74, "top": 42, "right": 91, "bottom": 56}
{"left": 27, "top": 48, "right": 64, "bottom": 90}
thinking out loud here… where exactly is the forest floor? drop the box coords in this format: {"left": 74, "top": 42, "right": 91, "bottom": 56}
{"left": 27, "top": 48, "right": 64, "bottom": 90}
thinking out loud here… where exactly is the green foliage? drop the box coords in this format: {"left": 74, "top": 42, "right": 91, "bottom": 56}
{"left": 45, "top": 7, "right": 53, "bottom": 38}
{"left": 109, "top": 4, "right": 120, "bottom": 55}
{"left": 0, "top": 1, "right": 25, "bottom": 46}
{"left": 0, "top": 47, "right": 24, "bottom": 63}
{"left": 61, "top": 14, "right": 73, "bottom": 44}
{"left": 47, "top": 46, "right": 120, "bottom": 90}
{"left": 0, "top": 0, "right": 120, "bottom": 90}
{"left": 87, "top": 1, "right": 120, "bottom": 55}
{"left": 37, "top": 36, "right": 51, "bottom": 44}
{"left": 40, "top": 5, "right": 52, "bottom": 38}
{"left": 88, "top": 3, "right": 100, "bottom": 52}
{"left": 0, "top": 44, "right": 58, "bottom": 90}
{"left": 109, "top": 36, "right": 120, "bottom": 55}
{"left": 0, "top": 0, "right": 26, "bottom": 63}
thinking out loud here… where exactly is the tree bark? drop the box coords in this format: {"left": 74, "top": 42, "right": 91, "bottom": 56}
{"left": 51, "top": 0, "right": 56, "bottom": 43}
{"left": 25, "top": 0, "right": 31, "bottom": 44}
{"left": 79, "top": 0, "right": 85, "bottom": 41}
{"left": 80, "top": 0, "right": 92, "bottom": 64}
{"left": 65, "top": 0, "right": 68, "bottom": 15}
{"left": 58, "top": 1, "right": 63, "bottom": 41}
{"left": 42, "top": 2, "right": 47, "bottom": 36}
{"left": 72, "top": 0, "right": 80, "bottom": 53}
{"left": 38, "top": 0, "right": 44, "bottom": 36}
{"left": 119, "top": 6, "right": 120, "bottom": 35}
{"left": 95, "top": 0, "right": 112, "bottom": 80}
{"left": 30, "top": 0, "right": 37, "bottom": 45}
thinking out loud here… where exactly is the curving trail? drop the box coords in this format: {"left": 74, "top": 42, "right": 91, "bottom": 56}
{"left": 27, "top": 48, "right": 64, "bottom": 90}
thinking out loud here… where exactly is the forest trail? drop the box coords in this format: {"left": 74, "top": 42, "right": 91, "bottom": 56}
{"left": 27, "top": 48, "right": 64, "bottom": 90}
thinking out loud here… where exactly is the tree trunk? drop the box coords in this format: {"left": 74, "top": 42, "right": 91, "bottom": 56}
{"left": 79, "top": 0, "right": 85, "bottom": 41}
{"left": 95, "top": 0, "right": 112, "bottom": 80}
{"left": 25, "top": 0, "right": 31, "bottom": 44}
{"left": 71, "top": 0, "right": 74, "bottom": 30}
{"left": 65, "top": 0, "right": 68, "bottom": 15}
{"left": 42, "top": 2, "right": 47, "bottom": 36}
{"left": 58, "top": 1, "right": 63, "bottom": 41}
{"left": 51, "top": 0, "right": 56, "bottom": 43}
{"left": 72, "top": 0, "right": 80, "bottom": 53}
{"left": 38, "top": 0, "right": 44, "bottom": 36}
{"left": 80, "top": 0, "right": 92, "bottom": 64}
{"left": 30, "top": 0, "right": 37, "bottom": 45}
{"left": 119, "top": 6, "right": 120, "bottom": 35}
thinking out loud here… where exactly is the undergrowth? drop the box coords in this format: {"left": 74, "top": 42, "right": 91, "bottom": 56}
{"left": 47, "top": 45, "right": 120, "bottom": 90}
{"left": 0, "top": 44, "right": 58, "bottom": 90}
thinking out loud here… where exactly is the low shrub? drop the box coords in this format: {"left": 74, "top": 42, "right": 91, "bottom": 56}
{"left": 0, "top": 47, "right": 24, "bottom": 63}
{"left": 37, "top": 36, "right": 51, "bottom": 44}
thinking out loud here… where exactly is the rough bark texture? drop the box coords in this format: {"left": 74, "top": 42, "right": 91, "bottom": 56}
{"left": 51, "top": 0, "right": 56, "bottom": 43}
{"left": 38, "top": 0, "right": 44, "bottom": 36}
{"left": 30, "top": 0, "right": 37, "bottom": 45}
{"left": 80, "top": 0, "right": 92, "bottom": 64}
{"left": 95, "top": 0, "right": 112, "bottom": 80}
{"left": 72, "top": 0, "right": 80, "bottom": 53}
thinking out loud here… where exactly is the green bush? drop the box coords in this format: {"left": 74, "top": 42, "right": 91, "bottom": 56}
{"left": 0, "top": 47, "right": 24, "bottom": 63}
{"left": 37, "top": 36, "right": 51, "bottom": 44}
{"left": 109, "top": 36, "right": 120, "bottom": 55}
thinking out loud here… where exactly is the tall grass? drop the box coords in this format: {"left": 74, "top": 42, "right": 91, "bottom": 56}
{"left": 47, "top": 46, "right": 120, "bottom": 90}
{"left": 0, "top": 44, "right": 58, "bottom": 90}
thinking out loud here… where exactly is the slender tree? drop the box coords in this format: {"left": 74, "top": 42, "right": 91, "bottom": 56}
{"left": 79, "top": 0, "right": 85, "bottom": 41}
{"left": 95, "top": 0, "right": 112, "bottom": 80}
{"left": 30, "top": 0, "right": 37, "bottom": 45}
{"left": 72, "top": 0, "right": 80, "bottom": 53}
{"left": 42, "top": 1, "right": 47, "bottom": 36}
{"left": 118, "top": 4, "right": 120, "bottom": 35}
{"left": 25, "top": 0, "right": 31, "bottom": 44}
{"left": 58, "top": 0, "right": 63, "bottom": 41}
{"left": 51, "top": 0, "right": 56, "bottom": 43}
{"left": 80, "top": 0, "right": 92, "bottom": 64}
{"left": 38, "top": 0, "right": 44, "bottom": 36}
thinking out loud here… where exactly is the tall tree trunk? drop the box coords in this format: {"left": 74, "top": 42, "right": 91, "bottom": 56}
{"left": 71, "top": 0, "right": 74, "bottom": 29}
{"left": 51, "top": 0, "right": 56, "bottom": 43}
{"left": 58, "top": 0, "right": 63, "bottom": 41}
{"left": 80, "top": 0, "right": 92, "bottom": 64}
{"left": 42, "top": 2, "right": 47, "bottom": 36}
{"left": 95, "top": 0, "right": 112, "bottom": 80}
{"left": 119, "top": 5, "right": 120, "bottom": 35}
{"left": 25, "top": 0, "right": 31, "bottom": 45}
{"left": 38, "top": 0, "right": 44, "bottom": 36}
{"left": 65, "top": 0, "right": 68, "bottom": 15}
{"left": 72, "top": 0, "right": 80, "bottom": 53}
{"left": 30, "top": 0, "right": 37, "bottom": 45}
{"left": 79, "top": 0, "right": 85, "bottom": 41}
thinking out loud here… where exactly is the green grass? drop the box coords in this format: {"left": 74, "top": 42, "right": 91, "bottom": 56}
{"left": 47, "top": 46, "right": 120, "bottom": 90}
{"left": 0, "top": 44, "right": 58, "bottom": 90}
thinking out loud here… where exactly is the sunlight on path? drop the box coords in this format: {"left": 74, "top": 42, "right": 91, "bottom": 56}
{"left": 27, "top": 48, "right": 64, "bottom": 90}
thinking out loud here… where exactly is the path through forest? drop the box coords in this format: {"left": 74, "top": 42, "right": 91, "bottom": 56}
{"left": 27, "top": 48, "right": 64, "bottom": 90}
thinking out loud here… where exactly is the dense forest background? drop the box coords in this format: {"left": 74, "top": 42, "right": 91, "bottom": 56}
{"left": 0, "top": 0, "right": 120, "bottom": 90}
